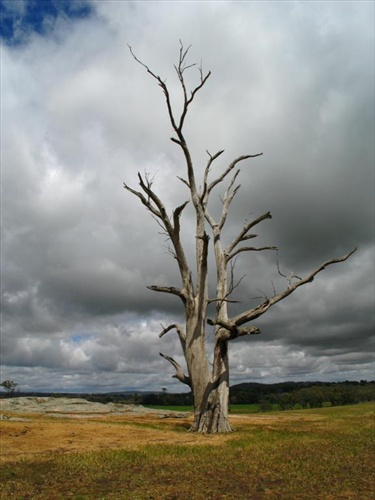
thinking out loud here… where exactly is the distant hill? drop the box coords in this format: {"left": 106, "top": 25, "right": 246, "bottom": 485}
{"left": 229, "top": 380, "right": 375, "bottom": 408}
{"left": 1, "top": 380, "right": 374, "bottom": 410}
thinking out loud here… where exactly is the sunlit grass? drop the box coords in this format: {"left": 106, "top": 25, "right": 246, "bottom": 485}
{"left": 145, "top": 403, "right": 260, "bottom": 413}
{"left": 1, "top": 403, "right": 374, "bottom": 499}
{"left": 144, "top": 405, "right": 193, "bottom": 412}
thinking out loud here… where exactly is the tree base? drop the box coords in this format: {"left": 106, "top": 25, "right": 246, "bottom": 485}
{"left": 189, "top": 405, "right": 233, "bottom": 433}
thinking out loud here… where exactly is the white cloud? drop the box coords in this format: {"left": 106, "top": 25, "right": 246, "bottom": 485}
{"left": 1, "top": 0, "right": 374, "bottom": 392}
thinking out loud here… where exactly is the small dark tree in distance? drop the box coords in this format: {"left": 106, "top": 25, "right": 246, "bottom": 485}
{"left": 1, "top": 380, "right": 19, "bottom": 397}
{"left": 124, "top": 42, "right": 356, "bottom": 433}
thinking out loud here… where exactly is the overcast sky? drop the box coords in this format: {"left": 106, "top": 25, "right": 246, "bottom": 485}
{"left": 1, "top": 0, "right": 374, "bottom": 393}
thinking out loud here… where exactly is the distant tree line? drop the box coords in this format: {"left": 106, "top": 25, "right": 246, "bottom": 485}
{"left": 3, "top": 380, "right": 373, "bottom": 411}
{"left": 229, "top": 380, "right": 375, "bottom": 410}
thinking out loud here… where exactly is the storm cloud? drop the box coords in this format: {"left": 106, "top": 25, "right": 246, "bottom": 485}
{"left": 1, "top": 0, "right": 374, "bottom": 392}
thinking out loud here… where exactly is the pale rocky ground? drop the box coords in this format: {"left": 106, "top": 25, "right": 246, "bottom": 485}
{"left": 0, "top": 396, "right": 190, "bottom": 420}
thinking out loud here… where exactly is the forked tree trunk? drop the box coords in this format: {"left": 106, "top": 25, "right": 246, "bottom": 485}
{"left": 190, "top": 338, "right": 233, "bottom": 433}
{"left": 125, "top": 43, "right": 356, "bottom": 433}
{"left": 192, "top": 389, "right": 233, "bottom": 433}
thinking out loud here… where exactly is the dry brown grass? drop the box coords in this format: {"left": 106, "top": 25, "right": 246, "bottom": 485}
{"left": 0, "top": 410, "right": 342, "bottom": 463}
{"left": 1, "top": 404, "right": 374, "bottom": 499}
{"left": 0, "top": 412, "right": 237, "bottom": 462}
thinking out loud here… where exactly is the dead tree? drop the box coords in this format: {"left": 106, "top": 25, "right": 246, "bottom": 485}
{"left": 124, "top": 42, "right": 356, "bottom": 433}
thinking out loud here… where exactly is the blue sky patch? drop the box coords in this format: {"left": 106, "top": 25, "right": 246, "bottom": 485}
{"left": 1, "top": 0, "right": 93, "bottom": 45}
{"left": 70, "top": 334, "right": 93, "bottom": 344}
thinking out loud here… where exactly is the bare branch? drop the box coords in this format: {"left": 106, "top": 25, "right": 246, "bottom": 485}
{"left": 227, "top": 245, "right": 278, "bottom": 261}
{"left": 124, "top": 175, "right": 192, "bottom": 288}
{"left": 208, "top": 258, "right": 245, "bottom": 308}
{"left": 128, "top": 42, "right": 209, "bottom": 201}
{"left": 172, "top": 200, "right": 189, "bottom": 256}
{"left": 178, "top": 39, "right": 193, "bottom": 70}
{"left": 147, "top": 285, "right": 186, "bottom": 301}
{"left": 132, "top": 173, "right": 173, "bottom": 229}
{"left": 276, "top": 251, "right": 303, "bottom": 286}
{"left": 171, "top": 136, "right": 182, "bottom": 146}
{"left": 256, "top": 289, "right": 270, "bottom": 301}
{"left": 218, "top": 170, "right": 241, "bottom": 230}
{"left": 224, "top": 169, "right": 240, "bottom": 196}
{"left": 234, "top": 326, "right": 261, "bottom": 339}
{"left": 123, "top": 182, "right": 161, "bottom": 218}
{"left": 207, "top": 318, "right": 261, "bottom": 340}
{"left": 276, "top": 251, "right": 287, "bottom": 279}
{"left": 216, "top": 258, "right": 242, "bottom": 307}
{"left": 173, "top": 200, "right": 189, "bottom": 230}
{"left": 131, "top": 173, "right": 192, "bottom": 283}
{"left": 128, "top": 44, "right": 160, "bottom": 80}
{"left": 126, "top": 176, "right": 192, "bottom": 288}
{"left": 152, "top": 214, "right": 169, "bottom": 236}
{"left": 204, "top": 169, "right": 241, "bottom": 232}
{"left": 196, "top": 231, "right": 210, "bottom": 298}
{"left": 204, "top": 150, "right": 225, "bottom": 179}
{"left": 228, "top": 259, "right": 246, "bottom": 296}
{"left": 189, "top": 69, "right": 211, "bottom": 101}
{"left": 159, "top": 323, "right": 187, "bottom": 356}
{"left": 207, "top": 153, "right": 263, "bottom": 195}
{"left": 173, "top": 40, "right": 211, "bottom": 132}
{"left": 208, "top": 297, "right": 241, "bottom": 304}
{"left": 233, "top": 248, "right": 357, "bottom": 326}
{"left": 159, "top": 352, "right": 191, "bottom": 386}
{"left": 177, "top": 176, "right": 190, "bottom": 188}
{"left": 225, "top": 212, "right": 272, "bottom": 257}
{"left": 159, "top": 323, "right": 186, "bottom": 339}
{"left": 242, "top": 233, "right": 258, "bottom": 241}
{"left": 201, "top": 149, "right": 225, "bottom": 202}
{"left": 128, "top": 44, "right": 179, "bottom": 132}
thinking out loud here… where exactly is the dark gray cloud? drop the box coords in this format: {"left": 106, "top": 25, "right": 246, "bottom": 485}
{"left": 1, "top": 1, "right": 374, "bottom": 392}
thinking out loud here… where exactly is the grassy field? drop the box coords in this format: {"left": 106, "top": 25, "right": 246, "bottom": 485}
{"left": 0, "top": 403, "right": 374, "bottom": 499}
{"left": 145, "top": 404, "right": 260, "bottom": 413}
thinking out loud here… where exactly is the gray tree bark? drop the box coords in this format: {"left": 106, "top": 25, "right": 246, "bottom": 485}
{"left": 124, "top": 42, "right": 356, "bottom": 433}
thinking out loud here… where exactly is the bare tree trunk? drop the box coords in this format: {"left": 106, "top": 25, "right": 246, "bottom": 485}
{"left": 191, "top": 338, "right": 232, "bottom": 433}
{"left": 125, "top": 42, "right": 356, "bottom": 433}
